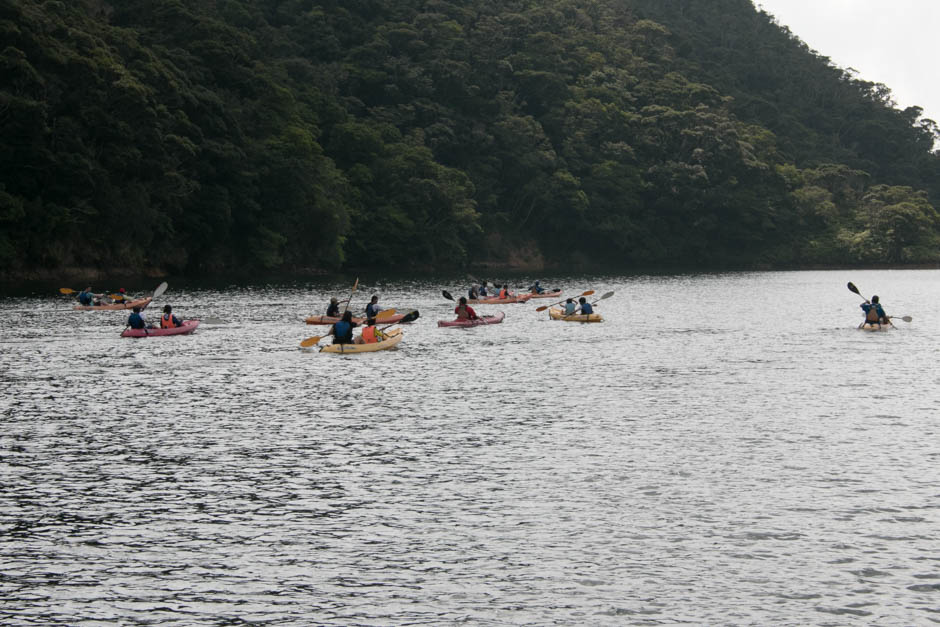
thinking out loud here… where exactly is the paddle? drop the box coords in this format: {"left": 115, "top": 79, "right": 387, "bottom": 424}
{"left": 536, "top": 290, "right": 595, "bottom": 312}
{"left": 847, "top": 281, "right": 869, "bottom": 303}
{"left": 848, "top": 282, "right": 904, "bottom": 325}
{"left": 300, "top": 308, "right": 400, "bottom": 348}
{"left": 564, "top": 290, "right": 614, "bottom": 318}
{"left": 59, "top": 288, "right": 78, "bottom": 294}
{"left": 341, "top": 278, "right": 359, "bottom": 316}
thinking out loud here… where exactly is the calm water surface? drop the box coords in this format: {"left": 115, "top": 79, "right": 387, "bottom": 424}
{"left": 1, "top": 270, "right": 938, "bottom": 625}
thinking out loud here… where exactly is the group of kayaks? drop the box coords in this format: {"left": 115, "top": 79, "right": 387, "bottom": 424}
{"left": 65, "top": 283, "right": 202, "bottom": 338}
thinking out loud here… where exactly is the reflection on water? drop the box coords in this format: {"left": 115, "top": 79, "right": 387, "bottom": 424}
{"left": 1, "top": 270, "right": 938, "bottom": 625}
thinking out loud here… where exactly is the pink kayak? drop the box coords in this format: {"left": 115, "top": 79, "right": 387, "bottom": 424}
{"left": 527, "top": 290, "right": 562, "bottom": 299}
{"left": 438, "top": 311, "right": 505, "bottom": 327}
{"left": 121, "top": 320, "right": 200, "bottom": 337}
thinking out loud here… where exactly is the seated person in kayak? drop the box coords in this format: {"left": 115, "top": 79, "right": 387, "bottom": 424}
{"left": 331, "top": 311, "right": 357, "bottom": 344}
{"left": 78, "top": 287, "right": 99, "bottom": 306}
{"left": 861, "top": 295, "right": 889, "bottom": 325}
{"left": 478, "top": 281, "right": 488, "bottom": 297}
{"left": 529, "top": 280, "right": 546, "bottom": 294}
{"left": 468, "top": 284, "right": 480, "bottom": 299}
{"left": 455, "top": 297, "right": 479, "bottom": 320}
{"left": 355, "top": 317, "right": 387, "bottom": 344}
{"left": 578, "top": 296, "right": 594, "bottom": 315}
{"left": 127, "top": 306, "right": 148, "bottom": 329}
{"left": 497, "top": 284, "right": 512, "bottom": 299}
{"left": 160, "top": 304, "right": 184, "bottom": 328}
{"left": 563, "top": 298, "right": 577, "bottom": 315}
{"left": 326, "top": 297, "right": 340, "bottom": 318}
{"left": 365, "top": 295, "right": 382, "bottom": 318}
{"left": 112, "top": 288, "right": 128, "bottom": 304}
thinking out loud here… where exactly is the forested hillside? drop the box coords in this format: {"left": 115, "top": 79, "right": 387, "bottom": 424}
{"left": 2, "top": 0, "right": 938, "bottom": 278}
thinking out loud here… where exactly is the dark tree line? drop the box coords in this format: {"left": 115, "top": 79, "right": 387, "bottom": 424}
{"left": 1, "top": 0, "right": 938, "bottom": 278}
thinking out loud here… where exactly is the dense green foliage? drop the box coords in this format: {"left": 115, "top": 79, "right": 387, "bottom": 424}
{"left": 2, "top": 0, "right": 938, "bottom": 276}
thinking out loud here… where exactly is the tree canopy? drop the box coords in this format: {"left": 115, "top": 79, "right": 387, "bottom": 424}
{"left": 2, "top": 0, "right": 938, "bottom": 278}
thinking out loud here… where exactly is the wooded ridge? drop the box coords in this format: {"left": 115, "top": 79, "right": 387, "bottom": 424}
{"left": 2, "top": 0, "right": 938, "bottom": 278}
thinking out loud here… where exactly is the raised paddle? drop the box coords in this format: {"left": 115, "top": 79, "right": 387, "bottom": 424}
{"left": 536, "top": 290, "right": 595, "bottom": 312}
{"left": 300, "top": 308, "right": 400, "bottom": 348}
{"left": 59, "top": 288, "right": 78, "bottom": 294}
{"left": 341, "top": 278, "right": 359, "bottom": 316}
{"left": 847, "top": 281, "right": 869, "bottom": 303}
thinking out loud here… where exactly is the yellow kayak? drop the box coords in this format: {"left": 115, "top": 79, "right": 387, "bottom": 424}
{"left": 549, "top": 307, "right": 603, "bottom": 323}
{"left": 858, "top": 322, "right": 895, "bottom": 332}
{"left": 319, "top": 329, "right": 403, "bottom": 353}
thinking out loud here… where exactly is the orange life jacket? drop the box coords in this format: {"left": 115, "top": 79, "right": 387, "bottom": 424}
{"left": 361, "top": 325, "right": 378, "bottom": 343}
{"left": 499, "top": 288, "right": 507, "bottom": 299}
{"left": 161, "top": 314, "right": 179, "bottom": 329}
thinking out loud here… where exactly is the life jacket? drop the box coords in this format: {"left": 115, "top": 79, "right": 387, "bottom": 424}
{"left": 128, "top": 313, "right": 145, "bottom": 329}
{"left": 456, "top": 304, "right": 469, "bottom": 319}
{"left": 79, "top": 292, "right": 93, "bottom": 306}
{"left": 333, "top": 320, "right": 353, "bottom": 343}
{"left": 865, "top": 305, "right": 880, "bottom": 323}
{"left": 499, "top": 288, "right": 507, "bottom": 299}
{"left": 361, "top": 325, "right": 378, "bottom": 343}
{"left": 161, "top": 314, "right": 179, "bottom": 328}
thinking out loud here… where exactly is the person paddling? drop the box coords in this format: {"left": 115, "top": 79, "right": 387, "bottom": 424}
{"left": 355, "top": 317, "right": 387, "bottom": 344}
{"left": 127, "top": 306, "right": 148, "bottom": 330}
{"left": 529, "top": 280, "right": 546, "bottom": 294}
{"left": 455, "top": 296, "right": 479, "bottom": 320}
{"left": 326, "top": 297, "right": 340, "bottom": 318}
{"left": 578, "top": 296, "right": 594, "bottom": 315}
{"left": 861, "top": 295, "right": 890, "bottom": 327}
{"left": 365, "top": 295, "right": 382, "bottom": 318}
{"left": 478, "top": 281, "right": 489, "bottom": 297}
{"left": 77, "top": 287, "right": 99, "bottom": 307}
{"left": 160, "top": 304, "right": 184, "bottom": 329}
{"left": 563, "top": 298, "right": 577, "bottom": 315}
{"left": 112, "top": 288, "right": 128, "bottom": 304}
{"left": 468, "top": 284, "right": 480, "bottom": 299}
{"left": 331, "top": 310, "right": 357, "bottom": 345}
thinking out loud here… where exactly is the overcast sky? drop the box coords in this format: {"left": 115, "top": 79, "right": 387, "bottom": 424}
{"left": 754, "top": 0, "right": 940, "bottom": 125}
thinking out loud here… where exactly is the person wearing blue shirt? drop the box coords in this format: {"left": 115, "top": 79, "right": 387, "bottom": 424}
{"left": 563, "top": 298, "right": 577, "bottom": 315}
{"left": 365, "top": 295, "right": 381, "bottom": 318}
{"left": 861, "top": 295, "right": 889, "bottom": 326}
{"left": 331, "top": 311, "right": 357, "bottom": 345}
{"left": 529, "top": 280, "right": 546, "bottom": 294}
{"left": 127, "top": 306, "right": 147, "bottom": 329}
{"left": 578, "top": 296, "right": 594, "bottom": 315}
{"left": 78, "top": 287, "right": 97, "bottom": 306}
{"left": 478, "top": 282, "right": 488, "bottom": 297}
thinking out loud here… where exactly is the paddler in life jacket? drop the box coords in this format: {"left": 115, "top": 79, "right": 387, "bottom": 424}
{"left": 160, "top": 304, "right": 184, "bottom": 328}
{"left": 111, "top": 288, "right": 128, "bottom": 304}
{"left": 455, "top": 296, "right": 479, "bottom": 320}
{"left": 355, "top": 317, "right": 387, "bottom": 344}
{"left": 331, "top": 310, "right": 357, "bottom": 345}
{"left": 529, "top": 280, "right": 546, "bottom": 294}
{"left": 365, "top": 295, "right": 382, "bottom": 318}
{"left": 497, "top": 284, "right": 510, "bottom": 299}
{"left": 127, "top": 306, "right": 147, "bottom": 330}
{"left": 860, "top": 295, "right": 889, "bottom": 327}
{"left": 77, "top": 287, "right": 99, "bottom": 306}
{"left": 326, "top": 297, "right": 340, "bottom": 318}
{"left": 578, "top": 296, "right": 594, "bottom": 315}
{"left": 478, "top": 281, "right": 488, "bottom": 297}
{"left": 468, "top": 284, "right": 480, "bottom": 300}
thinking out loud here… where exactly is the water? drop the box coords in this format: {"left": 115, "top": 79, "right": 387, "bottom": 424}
{"left": 1, "top": 270, "right": 938, "bottom": 625}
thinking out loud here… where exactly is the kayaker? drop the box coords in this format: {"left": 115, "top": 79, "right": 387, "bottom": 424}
{"left": 497, "top": 284, "right": 510, "bottom": 299}
{"left": 77, "top": 287, "right": 97, "bottom": 306}
{"left": 861, "top": 295, "right": 889, "bottom": 326}
{"left": 355, "top": 317, "right": 387, "bottom": 344}
{"left": 331, "top": 310, "right": 357, "bottom": 345}
{"left": 529, "top": 280, "right": 546, "bottom": 294}
{"left": 326, "top": 297, "right": 340, "bottom": 318}
{"left": 468, "top": 284, "right": 480, "bottom": 299}
{"left": 112, "top": 288, "right": 128, "bottom": 304}
{"left": 578, "top": 296, "right": 594, "bottom": 315}
{"left": 365, "top": 295, "right": 382, "bottom": 318}
{"left": 478, "top": 282, "right": 489, "bottom": 297}
{"left": 160, "top": 304, "right": 183, "bottom": 329}
{"left": 455, "top": 296, "right": 479, "bottom": 320}
{"left": 127, "top": 306, "right": 147, "bottom": 330}
{"left": 563, "top": 298, "right": 577, "bottom": 315}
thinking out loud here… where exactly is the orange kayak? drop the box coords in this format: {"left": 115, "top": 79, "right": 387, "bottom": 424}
{"left": 527, "top": 290, "right": 563, "bottom": 299}
{"left": 467, "top": 294, "right": 532, "bottom": 304}
{"left": 74, "top": 297, "right": 152, "bottom": 311}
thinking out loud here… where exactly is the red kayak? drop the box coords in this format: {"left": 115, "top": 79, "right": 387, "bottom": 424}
{"left": 438, "top": 311, "right": 505, "bottom": 327}
{"left": 121, "top": 320, "right": 200, "bottom": 338}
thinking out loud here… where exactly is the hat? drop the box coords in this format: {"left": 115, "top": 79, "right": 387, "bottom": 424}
{"left": 119, "top": 288, "right": 126, "bottom": 293}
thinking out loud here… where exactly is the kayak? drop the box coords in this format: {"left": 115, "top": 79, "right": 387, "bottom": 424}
{"left": 549, "top": 307, "right": 603, "bottom": 323}
{"left": 467, "top": 294, "right": 532, "bottom": 304}
{"left": 438, "top": 311, "right": 506, "bottom": 328}
{"left": 305, "top": 311, "right": 417, "bottom": 325}
{"left": 75, "top": 297, "right": 152, "bottom": 311}
{"left": 528, "top": 290, "right": 562, "bottom": 299}
{"left": 121, "top": 320, "right": 200, "bottom": 337}
{"left": 858, "top": 322, "right": 895, "bottom": 332}
{"left": 320, "top": 328, "right": 403, "bottom": 353}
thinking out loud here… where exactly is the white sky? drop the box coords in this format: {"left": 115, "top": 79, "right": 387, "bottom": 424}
{"left": 754, "top": 1, "right": 940, "bottom": 125}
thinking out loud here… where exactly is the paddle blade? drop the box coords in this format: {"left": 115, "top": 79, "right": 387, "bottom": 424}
{"left": 375, "top": 308, "right": 397, "bottom": 320}
{"left": 442, "top": 290, "right": 455, "bottom": 301}
{"left": 898, "top": 315, "right": 913, "bottom": 322}
{"left": 59, "top": 288, "right": 77, "bottom": 294}
{"left": 152, "top": 282, "right": 169, "bottom": 299}
{"left": 300, "top": 336, "right": 322, "bottom": 348}
{"left": 847, "top": 282, "right": 860, "bottom": 295}
{"left": 581, "top": 290, "right": 595, "bottom": 297}
{"left": 535, "top": 305, "right": 550, "bottom": 312}
{"left": 401, "top": 310, "right": 420, "bottom": 323}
